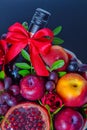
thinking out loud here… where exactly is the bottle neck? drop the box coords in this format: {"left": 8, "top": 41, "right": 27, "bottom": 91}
{"left": 28, "top": 8, "right": 51, "bottom": 34}
{"left": 28, "top": 23, "right": 43, "bottom": 34}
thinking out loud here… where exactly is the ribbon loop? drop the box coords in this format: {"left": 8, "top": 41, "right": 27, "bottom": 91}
{"left": 5, "top": 22, "right": 54, "bottom": 76}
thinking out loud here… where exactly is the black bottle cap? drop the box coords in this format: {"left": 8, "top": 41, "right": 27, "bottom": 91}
{"left": 30, "top": 8, "right": 51, "bottom": 26}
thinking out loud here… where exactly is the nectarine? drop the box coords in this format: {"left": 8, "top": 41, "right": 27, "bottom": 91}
{"left": 56, "top": 73, "right": 87, "bottom": 107}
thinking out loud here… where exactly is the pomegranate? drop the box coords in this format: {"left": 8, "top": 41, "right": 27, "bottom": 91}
{"left": 20, "top": 75, "right": 46, "bottom": 101}
{"left": 1, "top": 102, "right": 50, "bottom": 130}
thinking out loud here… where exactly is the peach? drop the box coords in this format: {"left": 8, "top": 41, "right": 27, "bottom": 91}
{"left": 41, "top": 45, "right": 69, "bottom": 71}
{"left": 56, "top": 73, "right": 87, "bottom": 107}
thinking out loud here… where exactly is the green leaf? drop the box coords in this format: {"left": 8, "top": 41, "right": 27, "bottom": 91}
{"left": 53, "top": 37, "right": 64, "bottom": 45}
{"left": 50, "top": 60, "right": 65, "bottom": 71}
{"left": 15, "top": 63, "right": 32, "bottom": 69}
{"left": 21, "top": 49, "right": 30, "bottom": 62}
{"left": 38, "top": 100, "right": 42, "bottom": 105}
{"left": 53, "top": 26, "right": 62, "bottom": 36}
{"left": 83, "top": 103, "right": 87, "bottom": 108}
{"left": 18, "top": 70, "right": 30, "bottom": 77}
{"left": 0, "top": 71, "right": 5, "bottom": 79}
{"left": 58, "top": 71, "right": 67, "bottom": 77}
{"left": 22, "top": 21, "right": 29, "bottom": 30}
{"left": 46, "top": 66, "right": 51, "bottom": 72}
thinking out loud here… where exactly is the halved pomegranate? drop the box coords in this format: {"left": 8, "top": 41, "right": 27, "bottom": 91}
{"left": 1, "top": 102, "right": 50, "bottom": 130}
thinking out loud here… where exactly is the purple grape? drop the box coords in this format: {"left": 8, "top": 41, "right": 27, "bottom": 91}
{"left": 9, "top": 85, "right": 20, "bottom": 96}
{"left": 49, "top": 71, "right": 58, "bottom": 84}
{"left": 5, "top": 64, "right": 21, "bottom": 83}
{"left": 67, "top": 61, "right": 79, "bottom": 72}
{"left": 0, "top": 104, "right": 9, "bottom": 115}
{"left": 78, "top": 64, "right": 87, "bottom": 72}
{"left": 6, "top": 96, "right": 17, "bottom": 107}
{"left": 4, "top": 77, "right": 12, "bottom": 90}
{"left": 16, "top": 94, "right": 25, "bottom": 102}
{"left": 0, "top": 95, "right": 5, "bottom": 104}
{"left": 0, "top": 81, "right": 4, "bottom": 91}
{"left": 1, "top": 33, "right": 7, "bottom": 39}
{"left": 45, "top": 80, "right": 55, "bottom": 91}
{"left": 2, "top": 92, "right": 10, "bottom": 101}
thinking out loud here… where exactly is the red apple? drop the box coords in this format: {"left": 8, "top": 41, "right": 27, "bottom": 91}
{"left": 41, "top": 45, "right": 69, "bottom": 71}
{"left": 54, "top": 108, "right": 84, "bottom": 130}
{"left": 20, "top": 75, "right": 45, "bottom": 101}
{"left": 56, "top": 73, "right": 87, "bottom": 107}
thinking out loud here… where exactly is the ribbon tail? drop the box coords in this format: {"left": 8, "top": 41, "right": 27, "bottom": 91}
{"left": 5, "top": 42, "right": 27, "bottom": 64}
{"left": 0, "top": 40, "right": 8, "bottom": 54}
{"left": 30, "top": 44, "right": 49, "bottom": 76}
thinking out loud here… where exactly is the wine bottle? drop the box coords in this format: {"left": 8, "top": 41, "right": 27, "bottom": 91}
{"left": 5, "top": 8, "right": 51, "bottom": 82}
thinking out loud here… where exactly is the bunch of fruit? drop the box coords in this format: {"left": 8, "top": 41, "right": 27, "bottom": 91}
{"left": 0, "top": 23, "right": 87, "bottom": 130}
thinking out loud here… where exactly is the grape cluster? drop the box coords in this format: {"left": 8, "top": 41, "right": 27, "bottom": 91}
{"left": 67, "top": 58, "right": 79, "bottom": 72}
{"left": 0, "top": 77, "right": 22, "bottom": 115}
{"left": 45, "top": 71, "right": 58, "bottom": 91}
{"left": 67, "top": 58, "right": 87, "bottom": 78}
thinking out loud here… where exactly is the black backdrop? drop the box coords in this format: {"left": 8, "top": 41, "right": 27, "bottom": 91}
{"left": 0, "top": 0, "right": 87, "bottom": 63}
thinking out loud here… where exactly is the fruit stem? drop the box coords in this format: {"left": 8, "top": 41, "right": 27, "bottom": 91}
{"left": 51, "top": 104, "right": 64, "bottom": 117}
{"left": 0, "top": 115, "right": 4, "bottom": 123}
{"left": 45, "top": 105, "right": 54, "bottom": 130}
{"left": 50, "top": 115, "right": 54, "bottom": 130}
{"left": 38, "top": 100, "right": 42, "bottom": 105}
{"left": 82, "top": 103, "right": 87, "bottom": 109}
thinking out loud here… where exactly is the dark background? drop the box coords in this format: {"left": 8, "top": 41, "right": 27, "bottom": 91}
{"left": 0, "top": 0, "right": 87, "bottom": 63}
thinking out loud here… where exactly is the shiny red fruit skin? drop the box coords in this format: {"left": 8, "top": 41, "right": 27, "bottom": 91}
{"left": 64, "top": 87, "right": 87, "bottom": 107}
{"left": 41, "top": 46, "right": 69, "bottom": 71}
{"left": 54, "top": 108, "right": 84, "bottom": 130}
{"left": 20, "top": 75, "right": 45, "bottom": 100}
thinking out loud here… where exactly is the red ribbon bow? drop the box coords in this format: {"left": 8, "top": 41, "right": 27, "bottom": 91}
{"left": 5, "top": 22, "right": 54, "bottom": 76}
{"left": 0, "top": 40, "right": 7, "bottom": 65}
